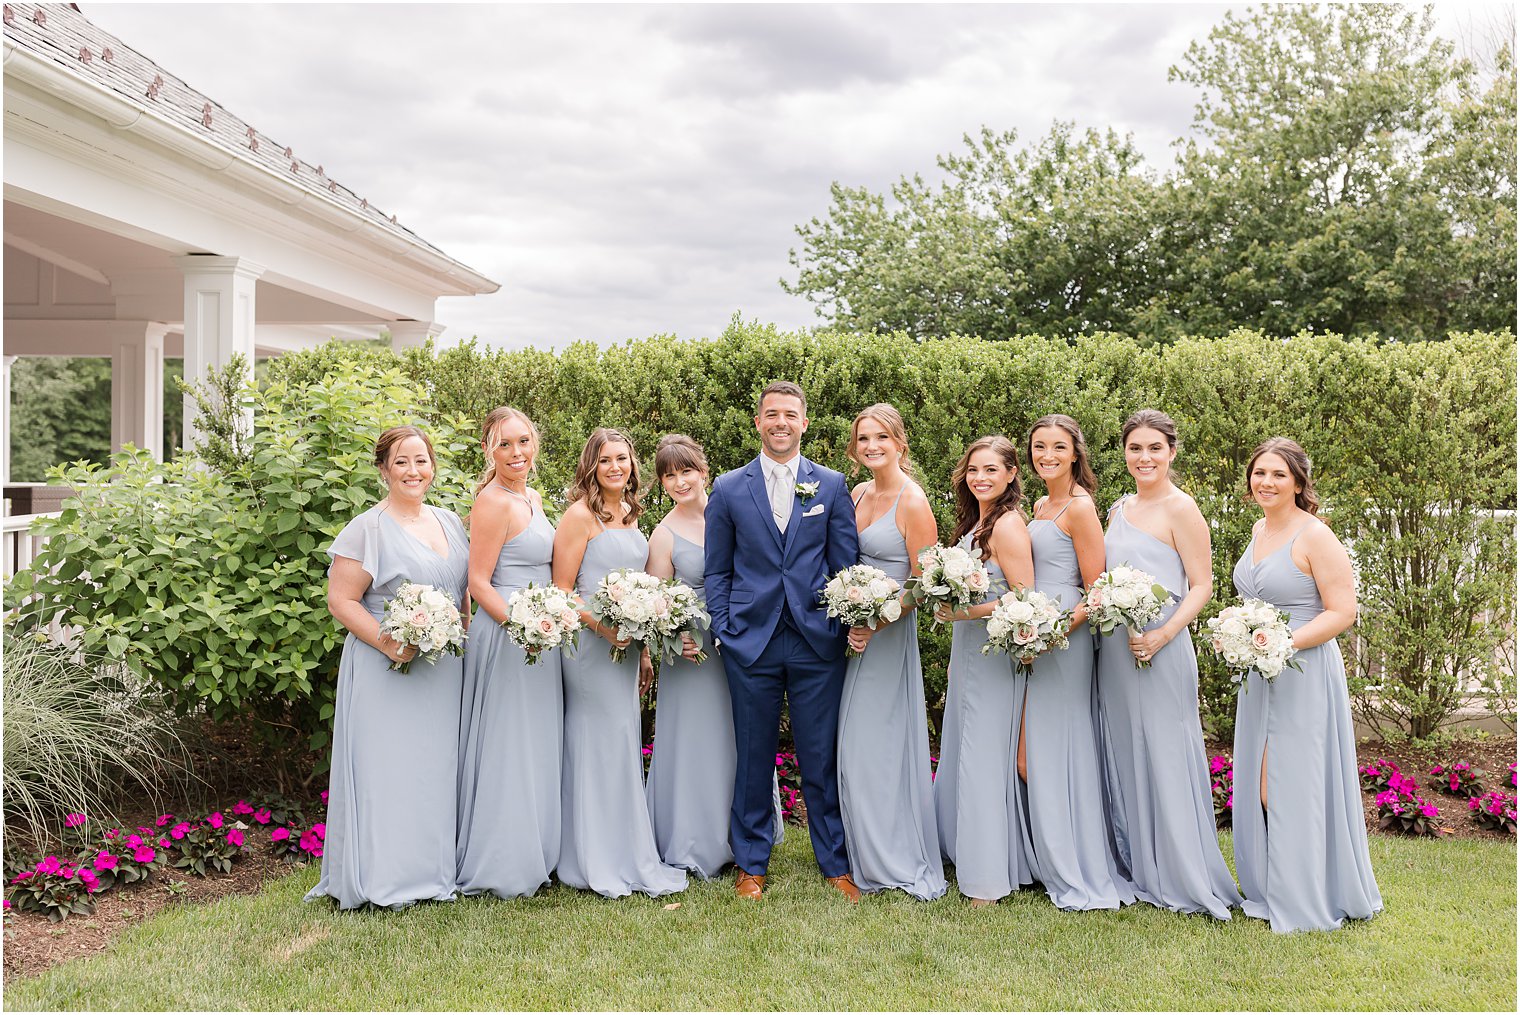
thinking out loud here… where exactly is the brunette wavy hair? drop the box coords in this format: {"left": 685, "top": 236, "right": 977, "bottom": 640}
{"left": 473, "top": 406, "right": 540, "bottom": 499}
{"left": 949, "top": 435, "right": 1023, "bottom": 553}
{"left": 1244, "top": 437, "right": 1320, "bottom": 515}
{"left": 1026, "top": 413, "right": 1098, "bottom": 497}
{"left": 374, "top": 425, "right": 436, "bottom": 472}
{"left": 1121, "top": 408, "right": 1179, "bottom": 449}
{"left": 569, "top": 427, "right": 644, "bottom": 525}
{"left": 654, "top": 433, "right": 709, "bottom": 480}
{"left": 846, "top": 403, "right": 920, "bottom": 482}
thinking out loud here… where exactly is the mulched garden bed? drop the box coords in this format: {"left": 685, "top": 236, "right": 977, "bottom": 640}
{"left": 4, "top": 735, "right": 1514, "bottom": 983}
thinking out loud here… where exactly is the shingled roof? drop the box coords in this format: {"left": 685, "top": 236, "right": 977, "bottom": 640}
{"left": 3, "top": 1, "right": 466, "bottom": 267}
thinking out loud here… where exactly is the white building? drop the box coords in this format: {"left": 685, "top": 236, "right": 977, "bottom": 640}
{"left": 2, "top": 2, "right": 499, "bottom": 485}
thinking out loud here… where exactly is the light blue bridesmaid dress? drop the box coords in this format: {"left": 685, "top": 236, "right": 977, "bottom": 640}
{"left": 1231, "top": 521, "right": 1382, "bottom": 932}
{"left": 1095, "top": 495, "right": 1241, "bottom": 919}
{"left": 456, "top": 488, "right": 563, "bottom": 898}
{"left": 559, "top": 520, "right": 687, "bottom": 898}
{"left": 1019, "top": 501, "right": 1136, "bottom": 910}
{"left": 309, "top": 504, "right": 469, "bottom": 910}
{"left": 932, "top": 534, "right": 1035, "bottom": 901}
{"left": 837, "top": 490, "right": 946, "bottom": 899}
{"left": 644, "top": 526, "right": 781, "bottom": 879}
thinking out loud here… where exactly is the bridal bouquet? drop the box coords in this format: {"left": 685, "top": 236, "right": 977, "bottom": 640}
{"left": 587, "top": 568, "right": 672, "bottom": 664}
{"left": 819, "top": 565, "right": 903, "bottom": 655}
{"left": 649, "top": 579, "right": 712, "bottom": 665}
{"left": 379, "top": 581, "right": 467, "bottom": 674}
{"left": 983, "top": 588, "right": 1072, "bottom": 677}
{"left": 1084, "top": 564, "right": 1173, "bottom": 668}
{"left": 1205, "top": 599, "right": 1299, "bottom": 688}
{"left": 908, "top": 544, "right": 993, "bottom": 625}
{"left": 502, "top": 583, "right": 583, "bottom": 664}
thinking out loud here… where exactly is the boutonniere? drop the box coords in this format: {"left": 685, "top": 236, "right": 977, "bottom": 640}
{"left": 795, "top": 481, "right": 820, "bottom": 503}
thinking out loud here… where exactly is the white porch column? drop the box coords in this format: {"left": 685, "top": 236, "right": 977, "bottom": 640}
{"left": 388, "top": 320, "right": 444, "bottom": 351}
{"left": 111, "top": 323, "right": 170, "bottom": 460}
{"left": 173, "top": 255, "right": 264, "bottom": 451}
{"left": 1, "top": 355, "right": 15, "bottom": 487}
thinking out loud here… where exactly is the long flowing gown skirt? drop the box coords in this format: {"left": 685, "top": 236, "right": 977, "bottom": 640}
{"left": 1095, "top": 496, "right": 1241, "bottom": 920}
{"left": 837, "top": 500, "right": 946, "bottom": 899}
{"left": 1231, "top": 531, "right": 1383, "bottom": 932}
{"left": 932, "top": 537, "right": 1035, "bottom": 901}
{"left": 308, "top": 505, "right": 469, "bottom": 910}
{"left": 645, "top": 530, "right": 780, "bottom": 879}
{"left": 559, "top": 527, "right": 688, "bottom": 899}
{"left": 456, "top": 502, "right": 563, "bottom": 898}
{"left": 1021, "top": 518, "right": 1136, "bottom": 910}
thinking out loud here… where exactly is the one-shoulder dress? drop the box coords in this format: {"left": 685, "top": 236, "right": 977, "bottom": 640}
{"left": 1095, "top": 495, "right": 1241, "bottom": 919}
{"left": 837, "top": 491, "right": 947, "bottom": 899}
{"left": 1019, "top": 503, "right": 1135, "bottom": 910}
{"left": 309, "top": 504, "right": 469, "bottom": 910}
{"left": 933, "top": 534, "right": 1034, "bottom": 901}
{"left": 558, "top": 523, "right": 687, "bottom": 898}
{"left": 456, "top": 490, "right": 563, "bottom": 898}
{"left": 1230, "top": 522, "right": 1382, "bottom": 932}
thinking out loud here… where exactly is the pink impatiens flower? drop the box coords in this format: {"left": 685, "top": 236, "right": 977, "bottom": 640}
{"left": 170, "top": 822, "right": 192, "bottom": 840}
{"left": 132, "top": 846, "right": 157, "bottom": 864}
{"left": 253, "top": 808, "right": 272, "bottom": 825}
{"left": 226, "top": 828, "right": 245, "bottom": 847}
{"left": 36, "top": 856, "right": 62, "bottom": 875}
{"left": 271, "top": 827, "right": 292, "bottom": 842}
{"left": 207, "top": 812, "right": 224, "bottom": 830}
{"left": 320, "top": 790, "right": 328, "bottom": 806}
{"left": 155, "top": 814, "right": 174, "bottom": 827}
{"left": 63, "top": 813, "right": 88, "bottom": 828}
{"left": 79, "top": 869, "right": 100, "bottom": 893}
{"left": 231, "top": 800, "right": 255, "bottom": 816}
{"left": 299, "top": 830, "right": 320, "bottom": 854}
{"left": 311, "top": 823, "right": 326, "bottom": 841}
{"left": 93, "top": 851, "right": 119, "bottom": 871}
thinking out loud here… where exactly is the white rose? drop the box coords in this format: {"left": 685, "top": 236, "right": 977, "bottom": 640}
{"left": 881, "top": 599, "right": 902, "bottom": 623}
{"left": 1003, "top": 599, "right": 1036, "bottom": 624}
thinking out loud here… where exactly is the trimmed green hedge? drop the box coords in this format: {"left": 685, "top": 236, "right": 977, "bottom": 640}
{"left": 8, "top": 324, "right": 1514, "bottom": 753}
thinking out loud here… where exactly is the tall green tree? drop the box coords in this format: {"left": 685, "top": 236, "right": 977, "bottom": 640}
{"left": 786, "top": 3, "right": 1517, "bottom": 341}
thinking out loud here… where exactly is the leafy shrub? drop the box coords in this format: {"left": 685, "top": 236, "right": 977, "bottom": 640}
{"left": 0, "top": 628, "right": 193, "bottom": 838}
{"left": 8, "top": 327, "right": 1513, "bottom": 751}
{"left": 1375, "top": 774, "right": 1444, "bottom": 837}
{"left": 1468, "top": 791, "right": 1517, "bottom": 834}
{"left": 1428, "top": 762, "right": 1487, "bottom": 797}
{"left": 6, "top": 856, "right": 102, "bottom": 921}
{"left": 1209, "top": 755, "right": 1234, "bottom": 827}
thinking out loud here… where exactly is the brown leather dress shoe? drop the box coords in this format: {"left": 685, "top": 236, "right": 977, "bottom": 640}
{"left": 826, "top": 874, "right": 861, "bottom": 903}
{"left": 735, "top": 870, "right": 766, "bottom": 899}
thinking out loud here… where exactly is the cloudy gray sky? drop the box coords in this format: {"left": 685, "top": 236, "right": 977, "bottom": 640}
{"left": 80, "top": 2, "right": 1501, "bottom": 351}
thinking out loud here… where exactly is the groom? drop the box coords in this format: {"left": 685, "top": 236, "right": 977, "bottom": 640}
{"left": 705, "top": 381, "right": 861, "bottom": 901}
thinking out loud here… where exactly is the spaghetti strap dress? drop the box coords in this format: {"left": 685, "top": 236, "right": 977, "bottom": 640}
{"left": 1231, "top": 522, "right": 1382, "bottom": 932}
{"left": 1095, "top": 495, "right": 1241, "bottom": 920}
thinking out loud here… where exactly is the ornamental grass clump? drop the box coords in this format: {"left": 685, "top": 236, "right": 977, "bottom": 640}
{"left": 1209, "top": 755, "right": 1233, "bottom": 828}
{"left": 1, "top": 628, "right": 194, "bottom": 840}
{"left": 1429, "top": 761, "right": 1486, "bottom": 797}
{"left": 1468, "top": 791, "right": 1517, "bottom": 834}
{"left": 1375, "top": 773, "right": 1444, "bottom": 837}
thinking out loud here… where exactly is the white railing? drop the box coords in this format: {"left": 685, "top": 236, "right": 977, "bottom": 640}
{"left": 2, "top": 511, "right": 60, "bottom": 582}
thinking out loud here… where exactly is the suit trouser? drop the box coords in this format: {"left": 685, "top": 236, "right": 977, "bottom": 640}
{"left": 727, "top": 610, "right": 849, "bottom": 878}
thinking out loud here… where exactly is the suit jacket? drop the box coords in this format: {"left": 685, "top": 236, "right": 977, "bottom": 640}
{"left": 704, "top": 455, "right": 859, "bottom": 670}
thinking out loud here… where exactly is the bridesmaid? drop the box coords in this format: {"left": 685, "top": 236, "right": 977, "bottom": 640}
{"left": 931, "top": 435, "right": 1036, "bottom": 907}
{"left": 641, "top": 434, "right": 782, "bottom": 879}
{"left": 1231, "top": 437, "right": 1382, "bottom": 932}
{"left": 552, "top": 428, "right": 687, "bottom": 899}
{"left": 456, "top": 407, "right": 561, "bottom": 899}
{"left": 1095, "top": 409, "right": 1241, "bottom": 920}
{"left": 311, "top": 425, "right": 469, "bottom": 909}
{"left": 836, "top": 405, "right": 947, "bottom": 900}
{"left": 1018, "top": 415, "right": 1136, "bottom": 911}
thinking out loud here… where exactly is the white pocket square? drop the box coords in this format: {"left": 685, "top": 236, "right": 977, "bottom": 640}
{"left": 801, "top": 504, "right": 825, "bottom": 517}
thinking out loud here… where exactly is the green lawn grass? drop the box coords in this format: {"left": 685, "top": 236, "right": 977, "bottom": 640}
{"left": 5, "top": 831, "right": 1514, "bottom": 1011}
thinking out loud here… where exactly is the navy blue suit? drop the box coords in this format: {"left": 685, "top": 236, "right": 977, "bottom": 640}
{"left": 705, "top": 455, "right": 859, "bottom": 877}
